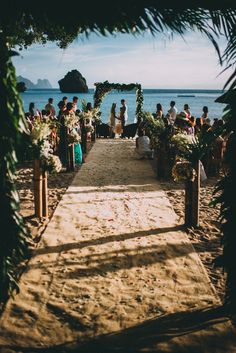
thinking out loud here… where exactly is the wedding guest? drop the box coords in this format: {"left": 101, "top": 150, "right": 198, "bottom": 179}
{"left": 72, "top": 96, "right": 79, "bottom": 112}
{"left": 211, "top": 118, "right": 219, "bottom": 131}
{"left": 62, "top": 96, "right": 68, "bottom": 105}
{"left": 120, "top": 99, "right": 128, "bottom": 137}
{"left": 28, "top": 102, "right": 35, "bottom": 118}
{"left": 135, "top": 128, "right": 153, "bottom": 159}
{"left": 201, "top": 106, "right": 209, "bottom": 124}
{"left": 109, "top": 102, "right": 118, "bottom": 138}
{"left": 65, "top": 102, "right": 74, "bottom": 114}
{"left": 41, "top": 109, "right": 51, "bottom": 122}
{"left": 156, "top": 103, "right": 163, "bottom": 119}
{"left": 57, "top": 101, "right": 66, "bottom": 122}
{"left": 166, "top": 101, "right": 178, "bottom": 125}
{"left": 195, "top": 117, "right": 202, "bottom": 134}
{"left": 28, "top": 102, "right": 41, "bottom": 121}
{"left": 183, "top": 104, "right": 191, "bottom": 119}
{"left": 186, "top": 117, "right": 195, "bottom": 135}
{"left": 86, "top": 102, "right": 93, "bottom": 111}
{"left": 202, "top": 118, "right": 211, "bottom": 133}
{"left": 45, "top": 98, "right": 56, "bottom": 117}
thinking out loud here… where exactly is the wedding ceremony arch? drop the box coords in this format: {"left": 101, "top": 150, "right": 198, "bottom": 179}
{"left": 94, "top": 81, "right": 143, "bottom": 124}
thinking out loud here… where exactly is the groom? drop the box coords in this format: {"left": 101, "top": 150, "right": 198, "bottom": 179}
{"left": 120, "top": 99, "right": 128, "bottom": 138}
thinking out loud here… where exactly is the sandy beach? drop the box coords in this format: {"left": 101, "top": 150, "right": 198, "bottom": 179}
{"left": 0, "top": 138, "right": 232, "bottom": 352}
{"left": 17, "top": 142, "right": 225, "bottom": 302}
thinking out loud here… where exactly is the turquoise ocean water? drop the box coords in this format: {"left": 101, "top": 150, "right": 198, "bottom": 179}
{"left": 20, "top": 88, "right": 226, "bottom": 123}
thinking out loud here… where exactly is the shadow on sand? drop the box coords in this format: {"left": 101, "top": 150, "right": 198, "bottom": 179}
{"left": 2, "top": 306, "right": 235, "bottom": 353}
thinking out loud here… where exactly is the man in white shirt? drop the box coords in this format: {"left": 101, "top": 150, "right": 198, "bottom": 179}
{"left": 72, "top": 96, "right": 79, "bottom": 112}
{"left": 166, "top": 101, "right": 178, "bottom": 125}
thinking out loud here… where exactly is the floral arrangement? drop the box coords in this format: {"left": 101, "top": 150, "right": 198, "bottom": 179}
{"left": 172, "top": 159, "right": 197, "bottom": 182}
{"left": 30, "top": 119, "right": 51, "bottom": 144}
{"left": 141, "top": 111, "right": 166, "bottom": 141}
{"left": 40, "top": 154, "right": 62, "bottom": 173}
{"left": 85, "top": 124, "right": 94, "bottom": 133}
{"left": 29, "top": 119, "right": 62, "bottom": 173}
{"left": 150, "top": 135, "right": 160, "bottom": 149}
{"left": 170, "top": 133, "right": 191, "bottom": 154}
{"left": 79, "top": 99, "right": 101, "bottom": 125}
{"left": 67, "top": 129, "right": 81, "bottom": 144}
{"left": 63, "top": 113, "right": 79, "bottom": 129}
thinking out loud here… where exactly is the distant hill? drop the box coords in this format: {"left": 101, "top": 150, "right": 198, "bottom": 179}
{"left": 16, "top": 76, "right": 52, "bottom": 89}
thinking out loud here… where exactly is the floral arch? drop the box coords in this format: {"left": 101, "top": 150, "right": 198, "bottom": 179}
{"left": 93, "top": 80, "right": 143, "bottom": 124}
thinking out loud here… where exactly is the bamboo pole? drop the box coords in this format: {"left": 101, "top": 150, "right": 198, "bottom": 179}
{"left": 42, "top": 170, "right": 48, "bottom": 218}
{"left": 33, "top": 159, "right": 43, "bottom": 218}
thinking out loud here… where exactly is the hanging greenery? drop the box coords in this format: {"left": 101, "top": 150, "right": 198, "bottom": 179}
{"left": 94, "top": 81, "right": 144, "bottom": 124}
{"left": 211, "top": 90, "right": 236, "bottom": 312}
{"left": 0, "top": 39, "right": 30, "bottom": 301}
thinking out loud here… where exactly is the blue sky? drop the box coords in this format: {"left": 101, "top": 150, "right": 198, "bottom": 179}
{"left": 13, "top": 31, "right": 230, "bottom": 89}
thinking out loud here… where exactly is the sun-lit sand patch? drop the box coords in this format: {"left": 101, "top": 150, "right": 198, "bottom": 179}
{"left": 0, "top": 139, "right": 235, "bottom": 352}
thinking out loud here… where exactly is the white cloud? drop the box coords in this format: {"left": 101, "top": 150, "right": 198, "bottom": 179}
{"left": 13, "top": 31, "right": 231, "bottom": 89}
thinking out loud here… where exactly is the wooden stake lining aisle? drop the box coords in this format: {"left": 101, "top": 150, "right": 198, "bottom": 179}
{"left": 33, "top": 159, "right": 48, "bottom": 219}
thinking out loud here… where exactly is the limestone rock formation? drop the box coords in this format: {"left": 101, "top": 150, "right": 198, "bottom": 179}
{"left": 35, "top": 79, "right": 52, "bottom": 89}
{"left": 16, "top": 76, "right": 52, "bottom": 89}
{"left": 17, "top": 82, "right": 27, "bottom": 92}
{"left": 58, "top": 70, "right": 88, "bottom": 93}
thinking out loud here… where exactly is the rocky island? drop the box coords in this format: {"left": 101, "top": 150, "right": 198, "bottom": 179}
{"left": 16, "top": 76, "right": 52, "bottom": 89}
{"left": 58, "top": 70, "right": 88, "bottom": 93}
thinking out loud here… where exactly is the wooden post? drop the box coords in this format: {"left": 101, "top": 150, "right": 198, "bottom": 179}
{"left": 33, "top": 159, "right": 43, "bottom": 218}
{"left": 42, "top": 170, "right": 48, "bottom": 218}
{"left": 69, "top": 144, "right": 75, "bottom": 171}
{"left": 81, "top": 127, "right": 87, "bottom": 154}
{"left": 184, "top": 160, "right": 200, "bottom": 227}
{"left": 91, "top": 124, "right": 96, "bottom": 142}
{"left": 59, "top": 120, "right": 68, "bottom": 168}
{"left": 191, "top": 159, "right": 200, "bottom": 227}
{"left": 185, "top": 180, "right": 192, "bottom": 227}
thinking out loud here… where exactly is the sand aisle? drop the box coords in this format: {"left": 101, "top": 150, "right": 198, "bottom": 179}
{"left": 0, "top": 139, "right": 235, "bottom": 352}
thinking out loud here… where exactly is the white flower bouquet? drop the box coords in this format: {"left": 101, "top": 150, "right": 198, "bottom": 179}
{"left": 30, "top": 120, "right": 51, "bottom": 144}
{"left": 63, "top": 113, "right": 79, "bottom": 129}
{"left": 67, "top": 130, "right": 81, "bottom": 144}
{"left": 85, "top": 124, "right": 94, "bottom": 133}
{"left": 40, "top": 154, "right": 62, "bottom": 173}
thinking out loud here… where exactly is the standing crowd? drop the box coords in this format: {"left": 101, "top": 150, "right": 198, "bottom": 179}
{"left": 26, "top": 96, "right": 94, "bottom": 166}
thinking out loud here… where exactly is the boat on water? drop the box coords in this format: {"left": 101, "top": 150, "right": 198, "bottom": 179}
{"left": 177, "top": 94, "right": 196, "bottom": 97}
